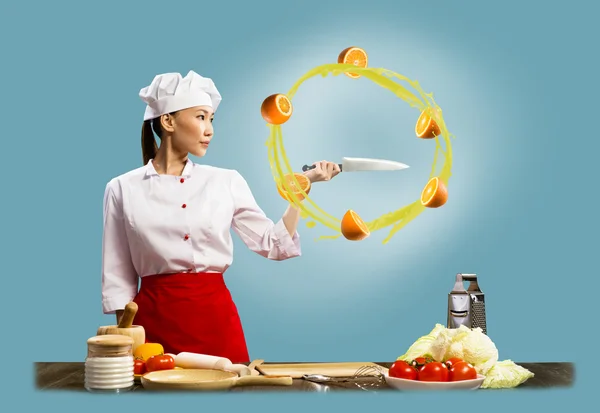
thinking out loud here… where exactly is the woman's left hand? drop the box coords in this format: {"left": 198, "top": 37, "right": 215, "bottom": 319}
{"left": 303, "top": 160, "right": 341, "bottom": 183}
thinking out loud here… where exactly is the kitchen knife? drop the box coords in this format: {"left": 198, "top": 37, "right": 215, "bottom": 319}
{"left": 302, "top": 157, "right": 410, "bottom": 172}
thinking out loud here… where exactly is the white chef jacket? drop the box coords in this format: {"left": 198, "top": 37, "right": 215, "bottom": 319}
{"left": 101, "top": 159, "right": 301, "bottom": 314}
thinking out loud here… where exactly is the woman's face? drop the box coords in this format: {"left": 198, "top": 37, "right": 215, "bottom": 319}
{"left": 167, "top": 105, "right": 214, "bottom": 157}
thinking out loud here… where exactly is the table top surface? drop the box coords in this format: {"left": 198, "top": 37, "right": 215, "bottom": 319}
{"left": 35, "top": 361, "right": 574, "bottom": 392}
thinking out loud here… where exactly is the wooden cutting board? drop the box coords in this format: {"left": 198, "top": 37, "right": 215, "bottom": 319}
{"left": 255, "top": 362, "right": 387, "bottom": 378}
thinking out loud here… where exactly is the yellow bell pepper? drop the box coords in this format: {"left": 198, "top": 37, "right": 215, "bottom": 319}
{"left": 133, "top": 343, "right": 164, "bottom": 361}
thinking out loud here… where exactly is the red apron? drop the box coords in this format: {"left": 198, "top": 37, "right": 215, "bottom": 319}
{"left": 132, "top": 272, "right": 250, "bottom": 363}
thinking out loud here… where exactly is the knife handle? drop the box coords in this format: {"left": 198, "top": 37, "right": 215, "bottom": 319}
{"left": 302, "top": 163, "right": 343, "bottom": 172}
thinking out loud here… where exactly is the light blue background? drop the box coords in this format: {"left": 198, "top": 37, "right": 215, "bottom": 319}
{"left": 2, "top": 0, "right": 596, "bottom": 410}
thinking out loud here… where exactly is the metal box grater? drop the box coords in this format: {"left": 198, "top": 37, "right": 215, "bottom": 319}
{"left": 447, "top": 273, "right": 487, "bottom": 334}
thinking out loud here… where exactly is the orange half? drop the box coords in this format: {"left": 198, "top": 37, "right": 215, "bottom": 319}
{"left": 338, "top": 46, "right": 368, "bottom": 79}
{"left": 421, "top": 177, "right": 448, "bottom": 208}
{"left": 261, "top": 93, "right": 293, "bottom": 125}
{"left": 341, "top": 209, "right": 370, "bottom": 241}
{"left": 277, "top": 173, "right": 311, "bottom": 202}
{"left": 415, "top": 108, "right": 442, "bottom": 139}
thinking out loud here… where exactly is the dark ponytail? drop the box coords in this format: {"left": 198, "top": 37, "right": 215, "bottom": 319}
{"left": 141, "top": 120, "right": 158, "bottom": 165}
{"left": 141, "top": 112, "right": 178, "bottom": 165}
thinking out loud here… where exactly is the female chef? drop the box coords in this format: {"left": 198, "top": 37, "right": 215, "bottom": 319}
{"left": 101, "top": 70, "right": 340, "bottom": 363}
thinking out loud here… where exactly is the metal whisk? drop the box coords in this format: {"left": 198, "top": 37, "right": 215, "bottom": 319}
{"left": 302, "top": 364, "right": 388, "bottom": 392}
{"left": 351, "top": 364, "right": 387, "bottom": 391}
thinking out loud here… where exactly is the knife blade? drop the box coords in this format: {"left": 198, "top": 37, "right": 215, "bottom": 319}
{"left": 301, "top": 157, "right": 410, "bottom": 172}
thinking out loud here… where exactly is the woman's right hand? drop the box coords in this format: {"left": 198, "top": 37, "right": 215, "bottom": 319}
{"left": 302, "top": 160, "right": 341, "bottom": 183}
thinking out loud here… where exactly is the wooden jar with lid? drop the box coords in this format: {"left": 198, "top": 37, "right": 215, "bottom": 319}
{"left": 84, "top": 335, "right": 135, "bottom": 393}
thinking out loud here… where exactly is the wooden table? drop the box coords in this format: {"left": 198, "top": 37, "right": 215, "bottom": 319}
{"left": 35, "top": 362, "right": 574, "bottom": 392}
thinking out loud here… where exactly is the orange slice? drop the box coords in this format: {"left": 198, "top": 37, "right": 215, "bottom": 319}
{"left": 421, "top": 177, "right": 448, "bottom": 208}
{"left": 261, "top": 93, "right": 293, "bottom": 125}
{"left": 341, "top": 209, "right": 370, "bottom": 241}
{"left": 415, "top": 108, "right": 442, "bottom": 139}
{"left": 338, "top": 46, "right": 368, "bottom": 79}
{"left": 277, "top": 173, "right": 311, "bottom": 202}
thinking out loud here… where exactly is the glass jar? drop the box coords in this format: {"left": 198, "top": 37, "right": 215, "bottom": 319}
{"left": 84, "top": 334, "right": 135, "bottom": 393}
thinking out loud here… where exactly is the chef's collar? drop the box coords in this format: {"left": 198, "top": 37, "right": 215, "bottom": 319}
{"left": 145, "top": 158, "right": 194, "bottom": 178}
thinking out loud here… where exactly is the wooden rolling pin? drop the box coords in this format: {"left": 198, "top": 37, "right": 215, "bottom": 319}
{"left": 97, "top": 302, "right": 145, "bottom": 352}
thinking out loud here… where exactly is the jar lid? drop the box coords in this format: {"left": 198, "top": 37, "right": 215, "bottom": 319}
{"left": 87, "top": 335, "right": 134, "bottom": 357}
{"left": 87, "top": 334, "right": 134, "bottom": 346}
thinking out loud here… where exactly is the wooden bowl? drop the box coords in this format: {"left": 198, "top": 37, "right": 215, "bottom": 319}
{"left": 141, "top": 369, "right": 292, "bottom": 391}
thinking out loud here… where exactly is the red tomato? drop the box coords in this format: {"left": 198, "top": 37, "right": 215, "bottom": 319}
{"left": 444, "top": 357, "right": 464, "bottom": 369}
{"left": 134, "top": 359, "right": 146, "bottom": 375}
{"left": 411, "top": 355, "right": 434, "bottom": 369}
{"left": 418, "top": 362, "right": 449, "bottom": 382}
{"left": 389, "top": 361, "right": 418, "bottom": 380}
{"left": 146, "top": 354, "right": 175, "bottom": 372}
{"left": 449, "top": 361, "right": 477, "bottom": 381}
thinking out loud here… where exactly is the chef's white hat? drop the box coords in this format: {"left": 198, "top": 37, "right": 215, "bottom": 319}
{"left": 139, "top": 70, "right": 222, "bottom": 121}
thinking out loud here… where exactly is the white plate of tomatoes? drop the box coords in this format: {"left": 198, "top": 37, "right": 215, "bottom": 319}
{"left": 385, "top": 357, "right": 485, "bottom": 390}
